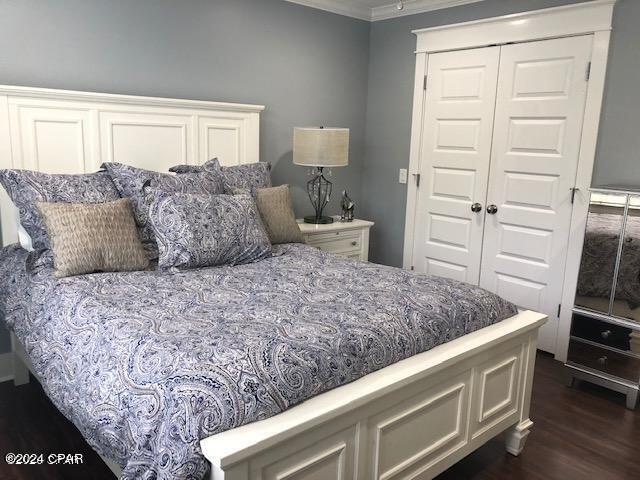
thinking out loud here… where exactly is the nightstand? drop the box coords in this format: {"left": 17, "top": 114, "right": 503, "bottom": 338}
{"left": 297, "top": 217, "right": 374, "bottom": 261}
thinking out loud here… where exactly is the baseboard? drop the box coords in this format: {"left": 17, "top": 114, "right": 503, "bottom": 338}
{"left": 0, "top": 352, "right": 14, "bottom": 383}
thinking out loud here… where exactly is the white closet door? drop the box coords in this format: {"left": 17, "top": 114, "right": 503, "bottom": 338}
{"left": 479, "top": 35, "right": 593, "bottom": 353}
{"left": 412, "top": 46, "right": 500, "bottom": 283}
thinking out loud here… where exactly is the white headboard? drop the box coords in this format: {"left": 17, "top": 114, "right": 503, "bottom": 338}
{"left": 0, "top": 85, "right": 265, "bottom": 246}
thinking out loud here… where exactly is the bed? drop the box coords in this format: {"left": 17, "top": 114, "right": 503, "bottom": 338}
{"left": 0, "top": 85, "right": 546, "bottom": 480}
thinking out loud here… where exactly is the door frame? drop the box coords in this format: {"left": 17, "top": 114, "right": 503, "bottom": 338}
{"left": 402, "top": 0, "right": 615, "bottom": 360}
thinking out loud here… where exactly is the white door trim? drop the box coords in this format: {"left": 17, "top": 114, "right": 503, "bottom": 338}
{"left": 413, "top": 0, "right": 615, "bottom": 53}
{"left": 556, "top": 29, "right": 612, "bottom": 362}
{"left": 403, "top": 0, "right": 614, "bottom": 360}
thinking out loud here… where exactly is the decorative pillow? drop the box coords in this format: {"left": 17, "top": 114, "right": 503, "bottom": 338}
{"left": 102, "top": 163, "right": 225, "bottom": 246}
{"left": 255, "top": 185, "right": 304, "bottom": 245}
{"left": 36, "top": 198, "right": 148, "bottom": 278}
{"left": 221, "top": 162, "right": 272, "bottom": 197}
{"left": 0, "top": 169, "right": 120, "bottom": 250}
{"left": 170, "top": 161, "right": 272, "bottom": 197}
{"left": 147, "top": 190, "right": 272, "bottom": 270}
{"left": 168, "top": 158, "right": 220, "bottom": 174}
{"left": 144, "top": 170, "right": 225, "bottom": 195}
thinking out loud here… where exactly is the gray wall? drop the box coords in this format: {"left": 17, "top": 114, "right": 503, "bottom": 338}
{"left": 362, "top": 0, "right": 639, "bottom": 267}
{"left": 0, "top": 0, "right": 370, "bottom": 213}
{"left": 0, "top": 0, "right": 371, "bottom": 354}
{"left": 592, "top": 0, "right": 640, "bottom": 187}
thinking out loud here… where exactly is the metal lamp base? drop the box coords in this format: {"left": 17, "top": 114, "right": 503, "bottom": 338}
{"left": 304, "top": 215, "right": 334, "bottom": 224}
{"left": 305, "top": 167, "right": 334, "bottom": 224}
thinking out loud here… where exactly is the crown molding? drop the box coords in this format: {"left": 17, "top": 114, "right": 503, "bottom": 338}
{"left": 285, "top": 0, "right": 487, "bottom": 22}
{"left": 371, "top": 0, "right": 484, "bottom": 21}
{"left": 284, "top": 0, "right": 372, "bottom": 21}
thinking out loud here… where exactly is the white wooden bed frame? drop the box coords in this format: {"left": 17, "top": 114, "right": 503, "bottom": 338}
{"left": 1, "top": 85, "right": 547, "bottom": 479}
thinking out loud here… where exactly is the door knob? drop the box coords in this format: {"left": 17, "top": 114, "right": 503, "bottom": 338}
{"left": 486, "top": 204, "right": 498, "bottom": 215}
{"left": 471, "top": 203, "right": 482, "bottom": 213}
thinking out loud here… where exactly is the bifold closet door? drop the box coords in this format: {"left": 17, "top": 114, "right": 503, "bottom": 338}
{"left": 411, "top": 46, "right": 500, "bottom": 284}
{"left": 479, "top": 35, "right": 593, "bottom": 352}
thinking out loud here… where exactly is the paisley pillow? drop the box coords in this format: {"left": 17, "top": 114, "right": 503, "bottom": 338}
{"left": 220, "top": 162, "right": 272, "bottom": 197}
{"left": 0, "top": 169, "right": 120, "bottom": 250}
{"left": 170, "top": 160, "right": 272, "bottom": 197}
{"left": 147, "top": 190, "right": 272, "bottom": 270}
{"left": 168, "top": 158, "right": 220, "bottom": 174}
{"left": 102, "top": 163, "right": 225, "bottom": 248}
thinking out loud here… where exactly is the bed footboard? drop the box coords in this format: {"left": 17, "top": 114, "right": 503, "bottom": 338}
{"left": 201, "top": 310, "right": 546, "bottom": 480}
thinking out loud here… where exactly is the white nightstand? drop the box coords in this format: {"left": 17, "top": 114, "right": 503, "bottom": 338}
{"left": 297, "top": 217, "right": 374, "bottom": 261}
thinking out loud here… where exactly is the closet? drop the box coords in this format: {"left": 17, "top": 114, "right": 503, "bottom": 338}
{"left": 404, "top": 1, "right": 614, "bottom": 356}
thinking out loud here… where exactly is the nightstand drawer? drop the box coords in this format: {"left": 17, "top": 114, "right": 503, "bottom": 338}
{"left": 571, "top": 313, "right": 632, "bottom": 351}
{"left": 297, "top": 218, "right": 373, "bottom": 261}
{"left": 305, "top": 229, "right": 360, "bottom": 243}
{"left": 306, "top": 232, "right": 361, "bottom": 254}
{"left": 567, "top": 339, "right": 640, "bottom": 382}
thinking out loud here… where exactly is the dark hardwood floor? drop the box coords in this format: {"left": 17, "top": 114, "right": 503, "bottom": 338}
{"left": 0, "top": 352, "right": 638, "bottom": 480}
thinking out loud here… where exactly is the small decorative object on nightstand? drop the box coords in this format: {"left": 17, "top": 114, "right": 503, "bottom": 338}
{"left": 340, "top": 190, "right": 355, "bottom": 222}
{"left": 298, "top": 217, "right": 374, "bottom": 261}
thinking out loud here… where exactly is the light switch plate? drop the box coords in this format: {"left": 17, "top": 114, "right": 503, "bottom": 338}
{"left": 399, "top": 168, "right": 408, "bottom": 184}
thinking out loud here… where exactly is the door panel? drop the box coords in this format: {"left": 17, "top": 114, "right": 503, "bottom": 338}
{"left": 412, "top": 46, "right": 500, "bottom": 284}
{"left": 480, "top": 35, "right": 593, "bottom": 353}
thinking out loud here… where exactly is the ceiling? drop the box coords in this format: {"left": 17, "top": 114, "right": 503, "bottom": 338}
{"left": 285, "top": 0, "right": 485, "bottom": 21}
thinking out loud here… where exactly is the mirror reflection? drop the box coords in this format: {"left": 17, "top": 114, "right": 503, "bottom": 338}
{"left": 612, "top": 195, "right": 640, "bottom": 321}
{"left": 575, "top": 191, "right": 626, "bottom": 315}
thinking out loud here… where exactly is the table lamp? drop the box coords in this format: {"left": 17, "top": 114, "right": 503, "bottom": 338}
{"left": 293, "top": 127, "right": 349, "bottom": 224}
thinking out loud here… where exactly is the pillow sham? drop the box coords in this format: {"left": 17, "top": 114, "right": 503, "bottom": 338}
{"left": 255, "top": 185, "right": 304, "bottom": 245}
{"left": 0, "top": 169, "right": 120, "bottom": 250}
{"left": 168, "top": 158, "right": 220, "bottom": 174}
{"left": 36, "top": 198, "right": 148, "bottom": 278}
{"left": 170, "top": 160, "right": 272, "bottom": 197}
{"left": 147, "top": 190, "right": 272, "bottom": 270}
{"left": 220, "top": 162, "right": 272, "bottom": 197}
{"left": 101, "top": 162, "right": 225, "bottom": 246}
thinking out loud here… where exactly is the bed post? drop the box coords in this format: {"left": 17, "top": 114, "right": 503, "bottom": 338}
{"left": 504, "top": 331, "right": 537, "bottom": 456}
{"left": 10, "top": 333, "right": 30, "bottom": 386}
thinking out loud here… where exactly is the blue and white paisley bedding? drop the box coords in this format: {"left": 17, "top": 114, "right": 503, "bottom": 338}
{"left": 147, "top": 191, "right": 272, "bottom": 269}
{"left": 0, "top": 243, "right": 517, "bottom": 480}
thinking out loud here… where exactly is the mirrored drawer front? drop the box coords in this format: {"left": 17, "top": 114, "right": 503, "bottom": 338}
{"left": 571, "top": 313, "right": 634, "bottom": 351}
{"left": 567, "top": 339, "right": 640, "bottom": 383}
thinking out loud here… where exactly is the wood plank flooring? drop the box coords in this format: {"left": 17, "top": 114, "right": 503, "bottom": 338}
{"left": 0, "top": 352, "right": 638, "bottom": 480}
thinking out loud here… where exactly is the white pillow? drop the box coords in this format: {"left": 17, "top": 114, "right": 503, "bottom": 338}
{"left": 17, "top": 219, "right": 34, "bottom": 252}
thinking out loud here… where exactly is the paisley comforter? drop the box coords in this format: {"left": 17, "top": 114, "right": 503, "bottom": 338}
{"left": 0, "top": 243, "right": 517, "bottom": 480}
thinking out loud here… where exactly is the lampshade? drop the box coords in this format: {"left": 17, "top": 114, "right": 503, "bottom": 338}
{"left": 293, "top": 127, "right": 349, "bottom": 168}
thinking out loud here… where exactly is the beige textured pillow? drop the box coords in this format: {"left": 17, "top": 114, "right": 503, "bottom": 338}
{"left": 36, "top": 198, "right": 149, "bottom": 278}
{"left": 255, "top": 185, "right": 304, "bottom": 245}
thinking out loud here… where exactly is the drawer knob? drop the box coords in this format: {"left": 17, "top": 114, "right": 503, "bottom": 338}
{"left": 351, "top": 241, "right": 357, "bottom": 246}
{"left": 597, "top": 356, "right": 608, "bottom": 366}
{"left": 601, "top": 330, "right": 612, "bottom": 339}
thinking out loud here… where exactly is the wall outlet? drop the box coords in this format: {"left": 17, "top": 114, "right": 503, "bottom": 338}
{"left": 399, "top": 168, "right": 408, "bottom": 184}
